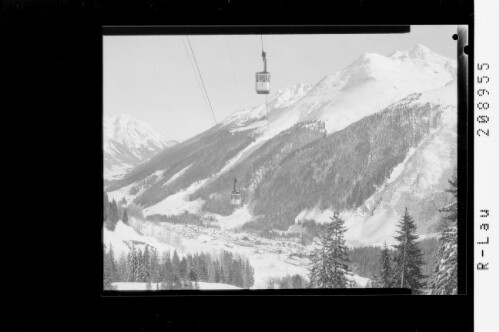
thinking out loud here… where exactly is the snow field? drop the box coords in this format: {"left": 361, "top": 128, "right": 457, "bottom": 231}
{"left": 143, "top": 178, "right": 208, "bottom": 217}
{"left": 112, "top": 282, "right": 241, "bottom": 291}
{"left": 105, "top": 217, "right": 371, "bottom": 290}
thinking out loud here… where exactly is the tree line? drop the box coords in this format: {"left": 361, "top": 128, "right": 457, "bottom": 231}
{"left": 104, "top": 245, "right": 255, "bottom": 290}
{"left": 266, "top": 274, "right": 308, "bottom": 289}
{"left": 103, "top": 193, "right": 142, "bottom": 231}
{"left": 309, "top": 170, "right": 458, "bottom": 295}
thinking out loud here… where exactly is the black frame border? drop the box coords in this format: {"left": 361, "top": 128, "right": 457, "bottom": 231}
{"left": 101, "top": 24, "right": 471, "bottom": 299}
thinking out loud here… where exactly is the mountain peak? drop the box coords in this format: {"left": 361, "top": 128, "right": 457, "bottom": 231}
{"left": 105, "top": 113, "right": 175, "bottom": 149}
{"left": 104, "top": 113, "right": 177, "bottom": 181}
{"left": 274, "top": 82, "right": 313, "bottom": 97}
{"left": 389, "top": 44, "right": 436, "bottom": 61}
{"left": 114, "top": 113, "right": 140, "bottom": 126}
{"left": 269, "top": 82, "right": 313, "bottom": 108}
{"left": 338, "top": 52, "right": 392, "bottom": 87}
{"left": 411, "top": 43, "right": 432, "bottom": 52}
{"left": 407, "top": 43, "right": 434, "bottom": 57}
{"left": 349, "top": 52, "right": 386, "bottom": 66}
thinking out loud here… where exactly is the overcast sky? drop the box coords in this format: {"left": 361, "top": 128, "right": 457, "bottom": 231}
{"left": 104, "top": 25, "right": 458, "bottom": 142}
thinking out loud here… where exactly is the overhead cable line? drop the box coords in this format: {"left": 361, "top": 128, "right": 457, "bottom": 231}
{"left": 185, "top": 35, "right": 225, "bottom": 148}
{"left": 265, "top": 94, "right": 270, "bottom": 137}
{"left": 181, "top": 36, "right": 212, "bottom": 116}
{"left": 186, "top": 36, "right": 220, "bottom": 127}
{"left": 261, "top": 34, "right": 270, "bottom": 137}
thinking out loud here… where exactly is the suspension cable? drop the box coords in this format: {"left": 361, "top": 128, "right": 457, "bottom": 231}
{"left": 261, "top": 34, "right": 270, "bottom": 137}
{"left": 186, "top": 36, "right": 220, "bottom": 127}
{"left": 185, "top": 36, "right": 225, "bottom": 148}
{"left": 265, "top": 94, "right": 270, "bottom": 137}
{"left": 181, "top": 37, "right": 211, "bottom": 117}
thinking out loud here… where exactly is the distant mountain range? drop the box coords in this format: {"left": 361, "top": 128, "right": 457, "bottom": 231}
{"left": 103, "top": 114, "right": 177, "bottom": 184}
{"left": 106, "top": 44, "right": 457, "bottom": 246}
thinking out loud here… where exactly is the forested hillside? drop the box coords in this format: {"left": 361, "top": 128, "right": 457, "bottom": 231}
{"left": 242, "top": 101, "right": 445, "bottom": 230}
{"left": 191, "top": 121, "right": 326, "bottom": 215}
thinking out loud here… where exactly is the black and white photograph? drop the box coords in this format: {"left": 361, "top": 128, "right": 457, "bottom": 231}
{"left": 103, "top": 26, "right": 461, "bottom": 294}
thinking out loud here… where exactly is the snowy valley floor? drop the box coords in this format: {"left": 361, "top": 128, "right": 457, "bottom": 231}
{"left": 104, "top": 219, "right": 370, "bottom": 290}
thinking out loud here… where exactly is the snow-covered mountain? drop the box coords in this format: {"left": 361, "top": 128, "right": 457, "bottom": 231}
{"left": 295, "top": 80, "right": 458, "bottom": 246}
{"left": 106, "top": 44, "right": 457, "bottom": 247}
{"left": 221, "top": 44, "right": 455, "bottom": 139}
{"left": 104, "top": 114, "right": 177, "bottom": 182}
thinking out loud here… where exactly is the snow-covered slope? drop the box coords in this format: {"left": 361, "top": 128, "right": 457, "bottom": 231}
{"left": 345, "top": 81, "right": 457, "bottom": 246}
{"left": 111, "top": 281, "right": 241, "bottom": 290}
{"left": 103, "top": 219, "right": 177, "bottom": 257}
{"left": 221, "top": 82, "right": 313, "bottom": 133}
{"left": 104, "top": 114, "right": 177, "bottom": 181}
{"left": 104, "top": 217, "right": 371, "bottom": 289}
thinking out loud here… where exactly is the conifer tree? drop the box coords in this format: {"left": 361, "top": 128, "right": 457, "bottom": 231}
{"left": 309, "top": 211, "right": 351, "bottom": 288}
{"left": 219, "top": 266, "right": 225, "bottom": 284}
{"left": 291, "top": 274, "right": 305, "bottom": 289}
{"left": 172, "top": 274, "right": 182, "bottom": 290}
{"left": 214, "top": 261, "right": 221, "bottom": 283}
{"left": 107, "top": 244, "right": 118, "bottom": 281}
{"left": 440, "top": 169, "right": 458, "bottom": 223}
{"left": 392, "top": 208, "right": 426, "bottom": 294}
{"left": 430, "top": 169, "right": 458, "bottom": 295}
{"left": 245, "top": 258, "right": 255, "bottom": 288}
{"left": 116, "top": 253, "right": 128, "bottom": 282}
{"left": 198, "top": 254, "right": 208, "bottom": 282}
{"left": 103, "top": 267, "right": 114, "bottom": 290}
{"left": 179, "top": 257, "right": 189, "bottom": 280}
{"left": 111, "top": 199, "right": 119, "bottom": 222}
{"left": 103, "top": 244, "right": 116, "bottom": 290}
{"left": 170, "top": 250, "right": 181, "bottom": 286}
{"left": 189, "top": 269, "right": 198, "bottom": 282}
{"left": 122, "top": 209, "right": 129, "bottom": 225}
{"left": 127, "top": 246, "right": 139, "bottom": 282}
{"left": 159, "top": 251, "right": 169, "bottom": 281}
{"left": 377, "top": 242, "right": 393, "bottom": 288}
{"left": 149, "top": 248, "right": 160, "bottom": 284}
{"left": 135, "top": 248, "right": 143, "bottom": 282}
{"left": 103, "top": 192, "right": 109, "bottom": 221}
{"left": 172, "top": 250, "right": 180, "bottom": 274}
{"left": 163, "top": 252, "right": 174, "bottom": 289}
{"left": 104, "top": 199, "right": 119, "bottom": 231}
{"left": 141, "top": 246, "right": 151, "bottom": 282}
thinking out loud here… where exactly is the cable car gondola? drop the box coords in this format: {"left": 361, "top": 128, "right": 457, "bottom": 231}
{"left": 230, "top": 178, "right": 241, "bottom": 205}
{"left": 256, "top": 50, "right": 270, "bottom": 94}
